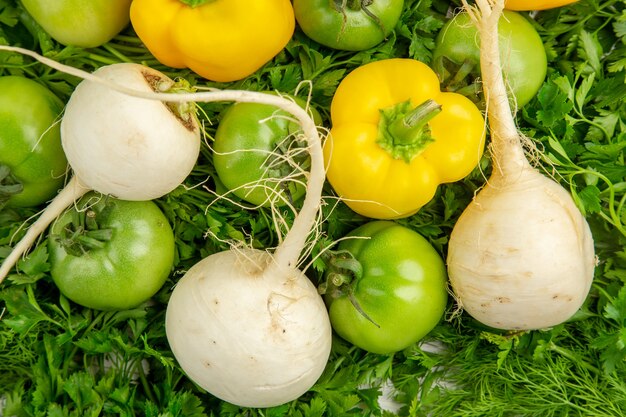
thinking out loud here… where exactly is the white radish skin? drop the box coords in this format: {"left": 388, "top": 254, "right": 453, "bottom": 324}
{"left": 166, "top": 249, "right": 331, "bottom": 408}
{"left": 0, "top": 45, "right": 332, "bottom": 406}
{"left": 62, "top": 63, "right": 200, "bottom": 201}
{"left": 447, "top": 0, "right": 595, "bottom": 330}
{"left": 447, "top": 166, "right": 595, "bottom": 330}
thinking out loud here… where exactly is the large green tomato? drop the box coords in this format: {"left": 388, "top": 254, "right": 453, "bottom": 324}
{"left": 324, "top": 221, "right": 448, "bottom": 354}
{"left": 0, "top": 76, "right": 67, "bottom": 208}
{"left": 293, "top": 0, "right": 404, "bottom": 51}
{"left": 20, "top": 0, "right": 132, "bottom": 47}
{"left": 48, "top": 193, "right": 175, "bottom": 311}
{"left": 212, "top": 97, "right": 321, "bottom": 207}
{"left": 432, "top": 10, "right": 547, "bottom": 108}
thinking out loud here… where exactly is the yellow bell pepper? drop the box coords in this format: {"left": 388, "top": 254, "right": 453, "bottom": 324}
{"left": 324, "top": 58, "right": 485, "bottom": 220}
{"left": 505, "top": 0, "right": 578, "bottom": 10}
{"left": 129, "top": 0, "right": 295, "bottom": 82}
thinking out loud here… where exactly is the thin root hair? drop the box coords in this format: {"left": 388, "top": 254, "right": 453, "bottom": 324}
{"left": 181, "top": 176, "right": 211, "bottom": 192}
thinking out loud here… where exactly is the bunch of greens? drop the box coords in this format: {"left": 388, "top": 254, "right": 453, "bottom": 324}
{"left": 1, "top": 0, "right": 625, "bottom": 415}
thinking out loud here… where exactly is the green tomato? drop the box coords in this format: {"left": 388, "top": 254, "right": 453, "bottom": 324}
{"left": 20, "top": 0, "right": 132, "bottom": 47}
{"left": 432, "top": 10, "right": 547, "bottom": 108}
{"left": 324, "top": 221, "right": 448, "bottom": 354}
{"left": 212, "top": 97, "right": 321, "bottom": 207}
{"left": 293, "top": 0, "right": 404, "bottom": 51}
{"left": 48, "top": 193, "right": 175, "bottom": 311}
{"left": 0, "top": 76, "right": 67, "bottom": 208}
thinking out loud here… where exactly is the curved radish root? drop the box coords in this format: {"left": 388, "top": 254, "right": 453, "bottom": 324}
{"left": 446, "top": 0, "right": 595, "bottom": 330}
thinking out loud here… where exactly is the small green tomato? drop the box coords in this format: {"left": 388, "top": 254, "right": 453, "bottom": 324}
{"left": 0, "top": 76, "right": 67, "bottom": 208}
{"left": 48, "top": 192, "right": 175, "bottom": 311}
{"left": 20, "top": 0, "right": 132, "bottom": 47}
{"left": 324, "top": 221, "right": 448, "bottom": 354}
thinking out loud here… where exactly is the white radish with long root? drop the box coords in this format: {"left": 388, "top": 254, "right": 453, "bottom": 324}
{"left": 446, "top": 0, "right": 596, "bottom": 330}
{"left": 0, "top": 45, "right": 332, "bottom": 407}
{"left": 0, "top": 52, "right": 201, "bottom": 283}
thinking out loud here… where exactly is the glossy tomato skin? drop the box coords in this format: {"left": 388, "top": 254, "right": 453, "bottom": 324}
{"left": 326, "top": 221, "right": 448, "bottom": 354}
{"left": 293, "top": 0, "right": 404, "bottom": 51}
{"left": 432, "top": 10, "right": 547, "bottom": 108}
{"left": 0, "top": 76, "right": 67, "bottom": 208}
{"left": 20, "top": 0, "right": 132, "bottom": 47}
{"left": 213, "top": 98, "right": 321, "bottom": 207}
{"left": 48, "top": 193, "right": 175, "bottom": 311}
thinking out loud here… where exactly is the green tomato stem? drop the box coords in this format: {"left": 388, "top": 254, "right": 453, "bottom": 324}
{"left": 52, "top": 205, "right": 113, "bottom": 256}
{"left": 449, "top": 59, "right": 477, "bottom": 91}
{"left": 378, "top": 99, "right": 442, "bottom": 163}
{"left": 347, "top": 290, "right": 380, "bottom": 328}
{"left": 323, "top": 251, "right": 380, "bottom": 328}
{"left": 0, "top": 175, "right": 90, "bottom": 284}
{"left": 333, "top": 0, "right": 365, "bottom": 12}
{"left": 0, "top": 164, "right": 24, "bottom": 203}
{"left": 455, "top": 82, "right": 482, "bottom": 98}
{"left": 434, "top": 57, "right": 481, "bottom": 100}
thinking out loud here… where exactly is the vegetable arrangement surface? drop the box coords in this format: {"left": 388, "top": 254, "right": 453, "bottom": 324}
{"left": 1, "top": 0, "right": 626, "bottom": 415}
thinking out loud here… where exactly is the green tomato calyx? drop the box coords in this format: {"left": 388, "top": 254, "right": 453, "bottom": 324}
{"left": 432, "top": 57, "right": 482, "bottom": 103}
{"left": 320, "top": 250, "right": 380, "bottom": 328}
{"left": 377, "top": 99, "right": 442, "bottom": 163}
{"left": 334, "top": 0, "right": 374, "bottom": 12}
{"left": 51, "top": 204, "right": 113, "bottom": 257}
{"left": 332, "top": 0, "right": 387, "bottom": 40}
{"left": 0, "top": 164, "right": 24, "bottom": 205}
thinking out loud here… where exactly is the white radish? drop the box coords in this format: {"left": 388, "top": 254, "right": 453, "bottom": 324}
{"left": 165, "top": 248, "right": 332, "bottom": 408}
{"left": 446, "top": 0, "right": 596, "bottom": 330}
{"left": 0, "top": 46, "right": 332, "bottom": 407}
{"left": 161, "top": 94, "right": 332, "bottom": 407}
{"left": 0, "top": 54, "right": 201, "bottom": 283}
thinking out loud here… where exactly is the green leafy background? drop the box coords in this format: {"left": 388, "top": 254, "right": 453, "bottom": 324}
{"left": 1, "top": 0, "right": 625, "bottom": 416}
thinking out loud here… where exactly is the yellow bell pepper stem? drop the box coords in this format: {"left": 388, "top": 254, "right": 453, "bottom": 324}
{"left": 178, "top": 0, "right": 217, "bottom": 6}
{"left": 380, "top": 99, "right": 442, "bottom": 163}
